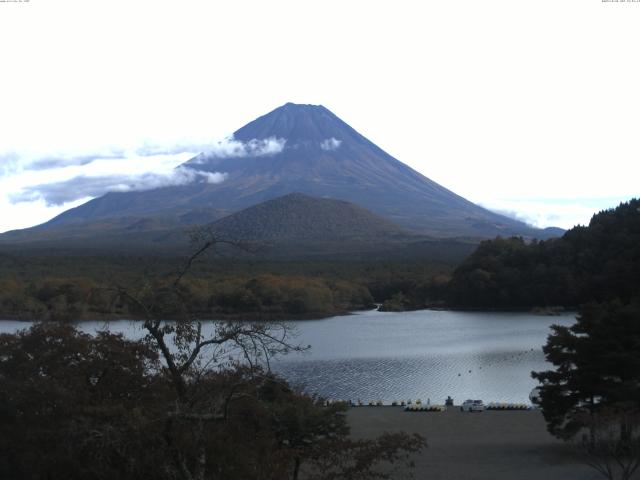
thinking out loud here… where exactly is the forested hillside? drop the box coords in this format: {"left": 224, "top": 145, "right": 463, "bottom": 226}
{"left": 447, "top": 199, "right": 640, "bottom": 308}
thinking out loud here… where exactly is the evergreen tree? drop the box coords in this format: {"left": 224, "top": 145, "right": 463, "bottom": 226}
{"left": 532, "top": 300, "right": 640, "bottom": 440}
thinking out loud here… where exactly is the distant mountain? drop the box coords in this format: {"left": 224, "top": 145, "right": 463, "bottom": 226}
{"left": 542, "top": 226, "right": 566, "bottom": 237}
{"left": 25, "top": 103, "right": 559, "bottom": 239}
{"left": 208, "top": 193, "right": 409, "bottom": 242}
{"left": 190, "top": 193, "right": 480, "bottom": 261}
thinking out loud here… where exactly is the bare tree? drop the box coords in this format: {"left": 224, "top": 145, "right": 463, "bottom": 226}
{"left": 577, "top": 408, "right": 640, "bottom": 480}
{"left": 111, "top": 228, "right": 307, "bottom": 480}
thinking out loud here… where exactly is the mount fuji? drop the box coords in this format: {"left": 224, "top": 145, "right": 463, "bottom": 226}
{"left": 2, "top": 103, "right": 560, "bottom": 248}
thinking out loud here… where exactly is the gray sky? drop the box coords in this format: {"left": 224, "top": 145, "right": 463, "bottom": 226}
{"left": 0, "top": 0, "right": 638, "bottom": 233}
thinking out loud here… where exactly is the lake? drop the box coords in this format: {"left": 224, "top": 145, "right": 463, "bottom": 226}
{"left": 0, "top": 309, "right": 576, "bottom": 405}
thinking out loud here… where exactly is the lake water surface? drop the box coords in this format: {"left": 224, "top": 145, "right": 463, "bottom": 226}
{"left": 0, "top": 309, "right": 576, "bottom": 404}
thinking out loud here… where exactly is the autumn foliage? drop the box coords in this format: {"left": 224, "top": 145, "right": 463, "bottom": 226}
{"left": 0, "top": 322, "right": 424, "bottom": 480}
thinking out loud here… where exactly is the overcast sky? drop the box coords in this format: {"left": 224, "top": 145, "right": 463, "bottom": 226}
{"left": 0, "top": 0, "right": 638, "bottom": 233}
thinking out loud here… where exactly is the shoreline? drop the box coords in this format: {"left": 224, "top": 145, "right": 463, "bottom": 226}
{"left": 0, "top": 305, "right": 579, "bottom": 323}
{"left": 0, "top": 309, "right": 360, "bottom": 323}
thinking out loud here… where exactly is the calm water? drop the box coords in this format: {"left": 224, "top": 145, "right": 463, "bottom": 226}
{"left": 0, "top": 309, "right": 576, "bottom": 404}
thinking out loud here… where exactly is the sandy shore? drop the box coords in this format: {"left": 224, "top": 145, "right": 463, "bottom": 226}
{"left": 347, "top": 407, "right": 602, "bottom": 480}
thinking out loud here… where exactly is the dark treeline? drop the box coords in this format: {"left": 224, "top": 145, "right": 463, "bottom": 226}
{"left": 0, "top": 275, "right": 374, "bottom": 321}
{"left": 0, "top": 252, "right": 454, "bottom": 320}
{"left": 447, "top": 199, "right": 640, "bottom": 309}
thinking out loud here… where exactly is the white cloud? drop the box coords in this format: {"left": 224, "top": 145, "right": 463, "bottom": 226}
{"left": 0, "top": 147, "right": 181, "bottom": 179}
{"left": 320, "top": 138, "right": 342, "bottom": 151}
{"left": 0, "top": 149, "right": 221, "bottom": 231}
{"left": 479, "top": 197, "right": 632, "bottom": 230}
{"left": 191, "top": 136, "right": 286, "bottom": 162}
{"left": 197, "top": 171, "right": 228, "bottom": 185}
{"left": 102, "top": 166, "right": 227, "bottom": 194}
{"left": 10, "top": 166, "right": 227, "bottom": 207}
{"left": 0, "top": 196, "right": 91, "bottom": 234}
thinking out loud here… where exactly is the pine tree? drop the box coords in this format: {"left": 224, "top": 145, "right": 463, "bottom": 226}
{"left": 532, "top": 300, "right": 640, "bottom": 440}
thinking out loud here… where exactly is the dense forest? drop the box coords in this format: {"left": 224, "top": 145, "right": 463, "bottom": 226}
{"left": 0, "top": 251, "right": 454, "bottom": 321}
{"left": 447, "top": 199, "right": 640, "bottom": 309}
{"left": 0, "top": 274, "right": 376, "bottom": 321}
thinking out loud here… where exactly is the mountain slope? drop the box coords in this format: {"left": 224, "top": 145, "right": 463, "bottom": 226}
{"left": 208, "top": 193, "right": 410, "bottom": 242}
{"left": 10, "top": 102, "right": 558, "bottom": 239}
